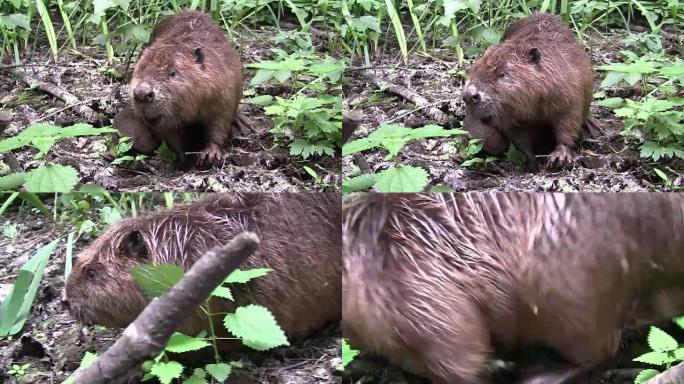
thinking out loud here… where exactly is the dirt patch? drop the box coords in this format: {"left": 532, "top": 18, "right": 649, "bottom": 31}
{"left": 0, "top": 26, "right": 341, "bottom": 192}
{"left": 0, "top": 197, "right": 341, "bottom": 384}
{"left": 343, "top": 30, "right": 682, "bottom": 192}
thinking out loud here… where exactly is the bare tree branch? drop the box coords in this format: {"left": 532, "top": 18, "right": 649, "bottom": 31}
{"left": 10, "top": 68, "right": 99, "bottom": 123}
{"left": 360, "top": 70, "right": 449, "bottom": 125}
{"left": 74, "top": 232, "right": 261, "bottom": 384}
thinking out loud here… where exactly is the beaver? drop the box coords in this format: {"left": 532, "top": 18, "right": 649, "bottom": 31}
{"left": 116, "top": 10, "right": 244, "bottom": 166}
{"left": 342, "top": 110, "right": 363, "bottom": 144}
{"left": 62, "top": 193, "right": 341, "bottom": 349}
{"left": 462, "top": 13, "right": 598, "bottom": 169}
{"left": 343, "top": 193, "right": 684, "bottom": 384}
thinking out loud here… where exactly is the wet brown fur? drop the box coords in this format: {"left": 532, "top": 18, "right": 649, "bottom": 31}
{"left": 116, "top": 10, "right": 243, "bottom": 165}
{"left": 64, "top": 193, "right": 341, "bottom": 350}
{"left": 463, "top": 13, "right": 595, "bottom": 168}
{"left": 343, "top": 193, "right": 684, "bottom": 383}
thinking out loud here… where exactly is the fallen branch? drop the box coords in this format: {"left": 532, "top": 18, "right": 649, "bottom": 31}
{"left": 360, "top": 70, "right": 449, "bottom": 125}
{"left": 10, "top": 68, "right": 99, "bottom": 123}
{"left": 74, "top": 232, "right": 261, "bottom": 384}
{"left": 645, "top": 362, "right": 684, "bottom": 384}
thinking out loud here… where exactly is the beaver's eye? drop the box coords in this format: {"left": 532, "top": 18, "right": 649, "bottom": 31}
{"left": 87, "top": 269, "right": 96, "bottom": 280}
{"left": 169, "top": 69, "right": 177, "bottom": 78}
{"left": 497, "top": 72, "right": 506, "bottom": 79}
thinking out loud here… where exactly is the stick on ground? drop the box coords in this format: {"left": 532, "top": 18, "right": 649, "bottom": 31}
{"left": 10, "top": 68, "right": 99, "bottom": 123}
{"left": 74, "top": 232, "right": 261, "bottom": 384}
{"left": 361, "top": 70, "right": 449, "bottom": 125}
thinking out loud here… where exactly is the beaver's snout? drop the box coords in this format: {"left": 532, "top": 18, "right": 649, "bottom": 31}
{"left": 462, "top": 85, "right": 481, "bottom": 105}
{"left": 133, "top": 82, "right": 155, "bottom": 104}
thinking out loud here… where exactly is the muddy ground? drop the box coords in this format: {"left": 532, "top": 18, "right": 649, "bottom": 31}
{"left": 343, "top": 30, "right": 683, "bottom": 192}
{"left": 0, "top": 196, "right": 341, "bottom": 384}
{"left": 0, "top": 26, "right": 341, "bottom": 192}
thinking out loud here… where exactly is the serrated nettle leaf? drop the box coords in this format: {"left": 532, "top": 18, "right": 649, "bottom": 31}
{"left": 224, "top": 304, "right": 289, "bottom": 351}
{"left": 596, "top": 97, "right": 625, "bottom": 108}
{"left": 247, "top": 58, "right": 307, "bottom": 72}
{"left": 623, "top": 72, "right": 642, "bottom": 86}
{"left": 25, "top": 164, "right": 79, "bottom": 193}
{"left": 381, "top": 137, "right": 411, "bottom": 159}
{"left": 244, "top": 95, "right": 274, "bottom": 106}
{"left": 600, "top": 72, "right": 624, "bottom": 88}
{"left": 342, "top": 339, "right": 360, "bottom": 368}
{"left": 634, "top": 351, "right": 674, "bottom": 365}
{"left": 150, "top": 361, "right": 184, "bottom": 384}
{"left": 80, "top": 351, "right": 98, "bottom": 369}
{"left": 648, "top": 327, "right": 678, "bottom": 352}
{"left": 375, "top": 165, "right": 429, "bottom": 193}
{"left": 211, "top": 286, "right": 233, "bottom": 300}
{"left": 224, "top": 268, "right": 273, "bottom": 284}
{"left": 342, "top": 137, "right": 376, "bottom": 156}
{"left": 131, "top": 263, "right": 185, "bottom": 299}
{"left": 250, "top": 69, "right": 275, "bottom": 85}
{"left": 674, "top": 347, "right": 684, "bottom": 360}
{"left": 273, "top": 70, "right": 292, "bottom": 84}
{"left": 165, "top": 332, "right": 211, "bottom": 353}
{"left": 634, "top": 369, "right": 660, "bottom": 383}
{"left": 342, "top": 173, "right": 377, "bottom": 193}
{"left": 674, "top": 316, "right": 684, "bottom": 330}
{"left": 206, "top": 363, "right": 232, "bottom": 382}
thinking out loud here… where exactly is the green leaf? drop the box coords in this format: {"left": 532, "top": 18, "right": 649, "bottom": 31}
{"left": 0, "top": 172, "right": 28, "bottom": 191}
{"left": 674, "top": 347, "right": 684, "bottom": 360}
{"left": 375, "top": 165, "right": 429, "bottom": 192}
{"left": 224, "top": 268, "right": 272, "bottom": 284}
{"left": 7, "top": 239, "right": 57, "bottom": 335}
{"left": 596, "top": 97, "right": 625, "bottom": 108}
{"left": 211, "top": 286, "right": 233, "bottom": 300}
{"left": 600, "top": 72, "right": 625, "bottom": 88}
{"left": 430, "top": 185, "right": 455, "bottom": 192}
{"left": 243, "top": 95, "right": 274, "bottom": 106}
{"left": 342, "top": 137, "right": 377, "bottom": 156}
{"left": 342, "top": 339, "right": 359, "bottom": 369}
{"left": 150, "top": 361, "right": 184, "bottom": 384}
{"left": 165, "top": 332, "right": 211, "bottom": 353}
{"left": 206, "top": 363, "right": 232, "bottom": 383}
{"left": 249, "top": 69, "right": 275, "bottom": 85}
{"left": 674, "top": 316, "right": 684, "bottom": 329}
{"left": 183, "top": 368, "right": 208, "bottom": 384}
{"left": 131, "top": 264, "right": 185, "bottom": 299}
{"left": 0, "top": 270, "right": 33, "bottom": 336}
{"left": 80, "top": 351, "right": 98, "bottom": 369}
{"left": 342, "top": 173, "right": 377, "bottom": 193}
{"left": 223, "top": 304, "right": 289, "bottom": 351}
{"left": 634, "top": 369, "right": 660, "bottom": 383}
{"left": 648, "top": 326, "right": 678, "bottom": 352}
{"left": 24, "top": 164, "right": 79, "bottom": 193}
{"left": 634, "top": 351, "right": 673, "bottom": 365}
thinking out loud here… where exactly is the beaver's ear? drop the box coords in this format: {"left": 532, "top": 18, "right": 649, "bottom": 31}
{"left": 118, "top": 230, "right": 148, "bottom": 260}
{"left": 528, "top": 48, "right": 541, "bottom": 64}
{"left": 193, "top": 47, "right": 205, "bottom": 65}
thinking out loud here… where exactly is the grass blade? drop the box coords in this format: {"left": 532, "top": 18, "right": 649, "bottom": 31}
{"left": 384, "top": 0, "right": 408, "bottom": 62}
{"left": 10, "top": 239, "right": 59, "bottom": 334}
{"left": 35, "top": 0, "right": 59, "bottom": 59}
{"left": 0, "top": 270, "right": 33, "bottom": 336}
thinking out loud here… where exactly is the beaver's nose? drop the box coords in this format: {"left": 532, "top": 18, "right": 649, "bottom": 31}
{"left": 133, "top": 82, "right": 155, "bottom": 104}
{"left": 463, "top": 86, "right": 481, "bottom": 105}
